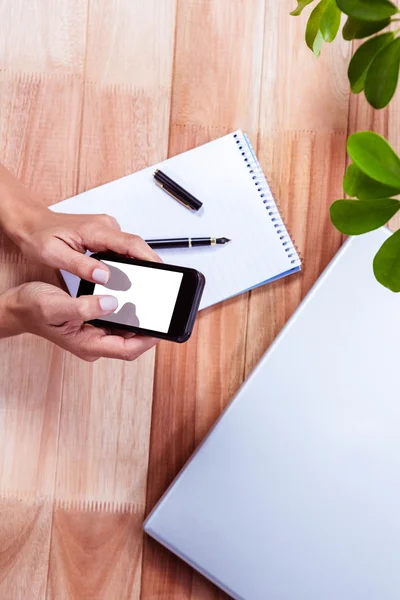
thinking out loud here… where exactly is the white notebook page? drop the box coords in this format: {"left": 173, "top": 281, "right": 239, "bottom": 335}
{"left": 52, "top": 131, "right": 300, "bottom": 308}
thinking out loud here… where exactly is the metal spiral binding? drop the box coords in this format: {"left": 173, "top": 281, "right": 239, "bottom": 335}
{"left": 233, "top": 132, "right": 302, "bottom": 267}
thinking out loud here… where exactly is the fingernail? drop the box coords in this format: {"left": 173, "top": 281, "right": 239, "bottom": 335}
{"left": 93, "top": 268, "right": 109, "bottom": 284}
{"left": 99, "top": 296, "right": 118, "bottom": 313}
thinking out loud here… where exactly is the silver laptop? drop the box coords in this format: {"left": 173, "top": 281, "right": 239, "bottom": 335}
{"left": 145, "top": 229, "right": 400, "bottom": 600}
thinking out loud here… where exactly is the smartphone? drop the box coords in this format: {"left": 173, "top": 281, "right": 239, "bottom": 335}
{"left": 77, "top": 252, "right": 205, "bottom": 343}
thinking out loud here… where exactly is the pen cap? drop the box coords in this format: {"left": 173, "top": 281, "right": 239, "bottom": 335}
{"left": 154, "top": 169, "right": 203, "bottom": 211}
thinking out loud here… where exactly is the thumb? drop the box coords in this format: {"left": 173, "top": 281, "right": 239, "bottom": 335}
{"left": 50, "top": 293, "right": 119, "bottom": 325}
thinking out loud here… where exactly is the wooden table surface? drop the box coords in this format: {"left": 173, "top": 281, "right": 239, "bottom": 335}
{"left": 0, "top": 1, "right": 395, "bottom": 598}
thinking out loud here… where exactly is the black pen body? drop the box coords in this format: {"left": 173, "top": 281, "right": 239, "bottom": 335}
{"left": 147, "top": 237, "right": 215, "bottom": 249}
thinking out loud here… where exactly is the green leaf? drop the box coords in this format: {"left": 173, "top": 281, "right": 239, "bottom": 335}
{"left": 348, "top": 32, "right": 394, "bottom": 93}
{"left": 364, "top": 37, "right": 400, "bottom": 109}
{"left": 347, "top": 131, "right": 400, "bottom": 188}
{"left": 336, "top": 0, "right": 397, "bottom": 21}
{"left": 342, "top": 16, "right": 391, "bottom": 40}
{"left": 290, "top": 0, "right": 317, "bottom": 15}
{"left": 373, "top": 229, "right": 400, "bottom": 292}
{"left": 343, "top": 164, "right": 362, "bottom": 196}
{"left": 343, "top": 163, "right": 400, "bottom": 199}
{"left": 306, "top": 0, "right": 331, "bottom": 55}
{"left": 320, "top": 0, "right": 341, "bottom": 42}
{"left": 313, "top": 29, "right": 325, "bottom": 56}
{"left": 330, "top": 198, "right": 400, "bottom": 234}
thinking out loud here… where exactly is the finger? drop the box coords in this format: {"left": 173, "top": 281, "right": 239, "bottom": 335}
{"left": 48, "top": 293, "right": 119, "bottom": 324}
{"left": 87, "top": 331, "right": 159, "bottom": 361}
{"left": 93, "top": 214, "right": 122, "bottom": 231}
{"left": 108, "top": 329, "right": 137, "bottom": 339}
{"left": 48, "top": 239, "right": 111, "bottom": 284}
{"left": 86, "top": 229, "right": 162, "bottom": 263}
{"left": 99, "top": 327, "right": 136, "bottom": 339}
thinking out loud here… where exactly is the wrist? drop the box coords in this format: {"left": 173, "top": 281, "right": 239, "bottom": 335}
{"left": 10, "top": 204, "right": 51, "bottom": 250}
{"left": 0, "top": 285, "right": 29, "bottom": 338}
{"left": 0, "top": 164, "right": 46, "bottom": 246}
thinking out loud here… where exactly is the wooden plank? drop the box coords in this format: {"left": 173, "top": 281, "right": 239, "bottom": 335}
{"left": 261, "top": 2, "right": 350, "bottom": 133}
{"left": 47, "top": 505, "right": 144, "bottom": 600}
{"left": 0, "top": 0, "right": 87, "bottom": 75}
{"left": 141, "top": 1, "right": 265, "bottom": 598}
{"left": 168, "top": 0, "right": 265, "bottom": 136}
{"left": 0, "top": 78, "right": 72, "bottom": 502}
{"left": 0, "top": 3, "right": 87, "bottom": 596}
{"left": 49, "top": 2, "right": 177, "bottom": 598}
{"left": 0, "top": 3, "right": 86, "bottom": 498}
{"left": 0, "top": 497, "right": 53, "bottom": 600}
{"left": 78, "top": 0, "right": 177, "bottom": 188}
{"left": 245, "top": 1, "right": 351, "bottom": 375}
{"left": 54, "top": 355, "right": 155, "bottom": 505}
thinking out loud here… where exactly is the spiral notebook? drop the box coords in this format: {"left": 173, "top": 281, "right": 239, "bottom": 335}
{"left": 52, "top": 131, "right": 301, "bottom": 308}
{"left": 145, "top": 228, "right": 400, "bottom": 600}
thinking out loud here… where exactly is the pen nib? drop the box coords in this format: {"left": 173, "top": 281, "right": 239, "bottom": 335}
{"left": 216, "top": 237, "right": 231, "bottom": 244}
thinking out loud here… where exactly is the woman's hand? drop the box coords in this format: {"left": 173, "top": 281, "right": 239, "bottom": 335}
{"left": 1, "top": 282, "right": 159, "bottom": 361}
{"left": 0, "top": 163, "right": 160, "bottom": 284}
{"left": 16, "top": 209, "right": 161, "bottom": 284}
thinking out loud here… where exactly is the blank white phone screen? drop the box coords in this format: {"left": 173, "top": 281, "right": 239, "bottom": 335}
{"left": 93, "top": 260, "right": 184, "bottom": 333}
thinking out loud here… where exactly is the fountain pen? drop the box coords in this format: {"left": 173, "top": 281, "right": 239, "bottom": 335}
{"left": 145, "top": 237, "right": 231, "bottom": 249}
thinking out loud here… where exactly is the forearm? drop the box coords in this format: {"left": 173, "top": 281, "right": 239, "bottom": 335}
{"left": 0, "top": 164, "right": 47, "bottom": 246}
{"left": 0, "top": 287, "right": 25, "bottom": 339}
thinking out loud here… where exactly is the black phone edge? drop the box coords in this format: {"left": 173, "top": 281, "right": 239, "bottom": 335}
{"left": 178, "top": 270, "right": 205, "bottom": 342}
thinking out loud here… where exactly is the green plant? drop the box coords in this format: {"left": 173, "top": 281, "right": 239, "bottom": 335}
{"left": 291, "top": 0, "right": 400, "bottom": 109}
{"left": 292, "top": 0, "right": 400, "bottom": 292}
{"left": 331, "top": 131, "right": 400, "bottom": 291}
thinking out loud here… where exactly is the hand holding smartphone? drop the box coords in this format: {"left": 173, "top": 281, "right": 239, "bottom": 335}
{"left": 77, "top": 253, "right": 205, "bottom": 343}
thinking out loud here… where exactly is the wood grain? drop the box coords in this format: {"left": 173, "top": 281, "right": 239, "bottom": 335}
{"left": 0, "top": 497, "right": 53, "bottom": 600}
{"left": 0, "top": 0, "right": 87, "bottom": 75}
{"left": 79, "top": 0, "right": 177, "bottom": 187}
{"left": 261, "top": 2, "right": 349, "bottom": 133}
{"left": 169, "top": 0, "right": 265, "bottom": 137}
{"left": 47, "top": 505, "right": 144, "bottom": 600}
{"left": 0, "top": 3, "right": 86, "bottom": 594}
{"left": 48, "top": 1, "right": 177, "bottom": 596}
{"left": 0, "top": 0, "right": 361, "bottom": 598}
